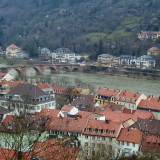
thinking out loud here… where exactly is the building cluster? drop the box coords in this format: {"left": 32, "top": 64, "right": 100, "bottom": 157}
{"left": 0, "top": 79, "right": 160, "bottom": 159}
{"left": 98, "top": 54, "right": 156, "bottom": 68}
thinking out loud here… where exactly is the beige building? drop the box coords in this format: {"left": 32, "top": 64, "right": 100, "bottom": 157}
{"left": 6, "top": 44, "right": 21, "bottom": 58}
{"left": 147, "top": 47, "right": 160, "bottom": 56}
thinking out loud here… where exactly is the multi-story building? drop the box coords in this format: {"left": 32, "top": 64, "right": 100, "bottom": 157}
{"left": 136, "top": 55, "right": 155, "bottom": 68}
{"left": 119, "top": 55, "right": 137, "bottom": 66}
{"left": 94, "top": 87, "right": 121, "bottom": 105}
{"left": 147, "top": 47, "right": 160, "bottom": 56}
{"left": 0, "top": 83, "right": 56, "bottom": 114}
{"left": 39, "top": 47, "right": 52, "bottom": 58}
{"left": 52, "top": 48, "right": 75, "bottom": 63}
{"left": 6, "top": 44, "right": 21, "bottom": 58}
{"left": 115, "top": 90, "right": 147, "bottom": 110}
{"left": 138, "top": 31, "right": 160, "bottom": 41}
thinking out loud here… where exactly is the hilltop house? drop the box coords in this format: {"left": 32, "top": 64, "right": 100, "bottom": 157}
{"left": 147, "top": 47, "right": 160, "bottom": 56}
{"left": 138, "top": 31, "right": 160, "bottom": 41}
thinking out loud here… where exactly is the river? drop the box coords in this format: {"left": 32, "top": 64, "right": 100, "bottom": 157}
{"left": 7, "top": 68, "right": 160, "bottom": 97}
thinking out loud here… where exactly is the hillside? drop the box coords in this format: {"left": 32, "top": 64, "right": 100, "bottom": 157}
{"left": 0, "top": 0, "right": 160, "bottom": 57}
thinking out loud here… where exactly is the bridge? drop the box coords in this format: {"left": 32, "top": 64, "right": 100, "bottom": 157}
{"left": 0, "top": 64, "right": 86, "bottom": 76}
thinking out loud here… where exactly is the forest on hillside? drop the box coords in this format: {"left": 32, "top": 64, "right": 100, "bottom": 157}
{"left": 0, "top": 0, "right": 160, "bottom": 58}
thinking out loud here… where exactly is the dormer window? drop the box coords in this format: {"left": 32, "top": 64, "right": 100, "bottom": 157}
{"left": 121, "top": 97, "right": 125, "bottom": 101}
{"left": 92, "top": 129, "right": 95, "bottom": 132}
{"left": 132, "top": 99, "right": 135, "bottom": 103}
{"left": 103, "top": 130, "right": 106, "bottom": 134}
{"left": 109, "top": 130, "right": 114, "bottom": 134}
{"left": 85, "top": 128, "right": 90, "bottom": 132}
{"left": 98, "top": 129, "right": 101, "bottom": 133}
{"left": 126, "top": 98, "right": 130, "bottom": 102}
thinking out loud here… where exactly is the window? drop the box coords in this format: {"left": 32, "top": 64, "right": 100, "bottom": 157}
{"left": 85, "top": 135, "right": 88, "bottom": 139}
{"left": 92, "top": 136, "right": 95, "bottom": 140}
{"left": 97, "top": 143, "right": 101, "bottom": 148}
{"left": 45, "top": 104, "right": 48, "bottom": 108}
{"left": 102, "top": 144, "right": 105, "bottom": 147}
{"left": 127, "top": 142, "right": 130, "bottom": 146}
{"left": 103, "top": 130, "right": 106, "bottom": 133}
{"left": 98, "top": 129, "right": 101, "bottom": 133}
{"left": 109, "top": 138, "right": 112, "bottom": 142}
{"left": 121, "top": 141, "right": 124, "bottom": 145}
{"left": 49, "top": 103, "right": 51, "bottom": 107}
{"left": 85, "top": 142, "right": 88, "bottom": 147}
{"left": 132, "top": 143, "right": 135, "bottom": 147}
{"left": 92, "top": 129, "right": 95, "bottom": 132}
{"left": 37, "top": 106, "right": 40, "bottom": 110}
{"left": 118, "top": 141, "right": 120, "bottom": 145}
{"left": 85, "top": 128, "right": 90, "bottom": 132}
{"left": 52, "top": 102, "right": 55, "bottom": 106}
{"left": 97, "top": 137, "right": 100, "bottom": 141}
{"left": 92, "top": 143, "right": 95, "bottom": 147}
{"left": 102, "top": 137, "right": 105, "bottom": 140}
{"left": 109, "top": 130, "right": 114, "bottom": 134}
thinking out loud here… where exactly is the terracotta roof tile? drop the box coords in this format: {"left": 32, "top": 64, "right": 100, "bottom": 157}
{"left": 38, "top": 108, "right": 60, "bottom": 117}
{"left": 61, "top": 105, "right": 74, "bottom": 112}
{"left": 97, "top": 88, "right": 120, "bottom": 96}
{"left": 117, "top": 128, "right": 142, "bottom": 144}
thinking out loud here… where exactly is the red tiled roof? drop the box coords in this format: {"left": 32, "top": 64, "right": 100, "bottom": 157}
{"left": 45, "top": 116, "right": 87, "bottom": 133}
{"left": 0, "top": 80, "right": 23, "bottom": 87}
{"left": 0, "top": 148, "right": 28, "bottom": 160}
{"left": 0, "top": 72, "right": 6, "bottom": 77}
{"left": 99, "top": 109, "right": 154, "bottom": 123}
{"left": 76, "top": 111, "right": 92, "bottom": 118}
{"left": 148, "top": 47, "right": 160, "bottom": 52}
{"left": 61, "top": 105, "right": 74, "bottom": 112}
{"left": 97, "top": 88, "right": 120, "bottom": 96}
{"left": 38, "top": 108, "right": 60, "bottom": 117}
{"left": 138, "top": 99, "right": 160, "bottom": 110}
{"left": 7, "top": 44, "right": 20, "bottom": 50}
{"left": 83, "top": 119, "right": 121, "bottom": 138}
{"left": 117, "top": 128, "right": 142, "bottom": 144}
{"left": 31, "top": 139, "right": 79, "bottom": 160}
{"left": 141, "top": 135, "right": 160, "bottom": 153}
{"left": 37, "top": 83, "right": 50, "bottom": 89}
{"left": 117, "top": 90, "right": 143, "bottom": 103}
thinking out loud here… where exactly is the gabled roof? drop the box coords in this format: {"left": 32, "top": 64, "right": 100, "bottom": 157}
{"left": 61, "top": 105, "right": 74, "bottom": 112}
{"left": 76, "top": 111, "right": 92, "bottom": 118}
{"left": 129, "top": 118, "right": 160, "bottom": 134}
{"left": 138, "top": 99, "right": 160, "bottom": 111}
{"left": 83, "top": 119, "right": 121, "bottom": 138}
{"left": 38, "top": 108, "right": 60, "bottom": 117}
{"left": 45, "top": 116, "right": 87, "bottom": 133}
{"left": 99, "top": 109, "right": 154, "bottom": 124}
{"left": 141, "top": 135, "right": 160, "bottom": 154}
{"left": 37, "top": 83, "right": 51, "bottom": 89}
{"left": 97, "top": 88, "right": 120, "bottom": 96}
{"left": 116, "top": 90, "right": 145, "bottom": 103}
{"left": 7, "top": 44, "right": 20, "bottom": 50}
{"left": 117, "top": 128, "right": 142, "bottom": 144}
{"left": 8, "top": 83, "right": 48, "bottom": 98}
{"left": 30, "top": 139, "right": 79, "bottom": 160}
{"left": 148, "top": 46, "right": 160, "bottom": 52}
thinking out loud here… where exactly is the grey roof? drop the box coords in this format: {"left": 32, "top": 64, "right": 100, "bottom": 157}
{"left": 129, "top": 118, "right": 160, "bottom": 134}
{"left": 53, "top": 48, "right": 74, "bottom": 54}
{"left": 98, "top": 54, "right": 113, "bottom": 58}
{"left": 0, "top": 106, "right": 10, "bottom": 114}
{"left": 138, "top": 55, "right": 154, "bottom": 60}
{"left": 41, "top": 48, "right": 51, "bottom": 54}
{"left": 8, "top": 83, "right": 48, "bottom": 98}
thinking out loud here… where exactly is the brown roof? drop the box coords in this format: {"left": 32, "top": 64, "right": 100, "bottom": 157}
{"left": 117, "top": 128, "right": 142, "bottom": 144}
{"left": 38, "top": 108, "right": 60, "bottom": 117}
{"left": 148, "top": 47, "right": 160, "bottom": 52}
{"left": 7, "top": 44, "right": 20, "bottom": 50}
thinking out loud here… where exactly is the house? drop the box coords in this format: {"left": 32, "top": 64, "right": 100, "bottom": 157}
{"left": 119, "top": 55, "right": 137, "bottom": 66}
{"left": 29, "top": 138, "right": 80, "bottom": 160}
{"left": 15, "top": 51, "right": 29, "bottom": 59}
{"left": 61, "top": 105, "right": 79, "bottom": 116}
{"left": 137, "top": 97, "right": 160, "bottom": 119}
{"left": 73, "top": 87, "right": 90, "bottom": 95}
{"left": 39, "top": 47, "right": 52, "bottom": 58}
{"left": 52, "top": 48, "right": 75, "bottom": 63}
{"left": 6, "top": 44, "right": 21, "bottom": 58}
{"left": 141, "top": 134, "right": 160, "bottom": 155}
{"left": 82, "top": 119, "right": 122, "bottom": 157}
{"left": 115, "top": 90, "right": 147, "bottom": 110}
{"left": 129, "top": 118, "right": 160, "bottom": 134}
{"left": 138, "top": 31, "right": 160, "bottom": 41}
{"left": 147, "top": 47, "right": 160, "bottom": 56}
{"left": 94, "top": 87, "right": 120, "bottom": 105}
{"left": 71, "top": 94, "right": 97, "bottom": 112}
{"left": 51, "top": 84, "right": 69, "bottom": 95}
{"left": 117, "top": 128, "right": 142, "bottom": 156}
{"left": 0, "top": 72, "right": 14, "bottom": 81}
{"left": 98, "top": 54, "right": 117, "bottom": 66}
{"left": 0, "top": 83, "right": 56, "bottom": 114}
{"left": 136, "top": 55, "right": 155, "bottom": 68}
